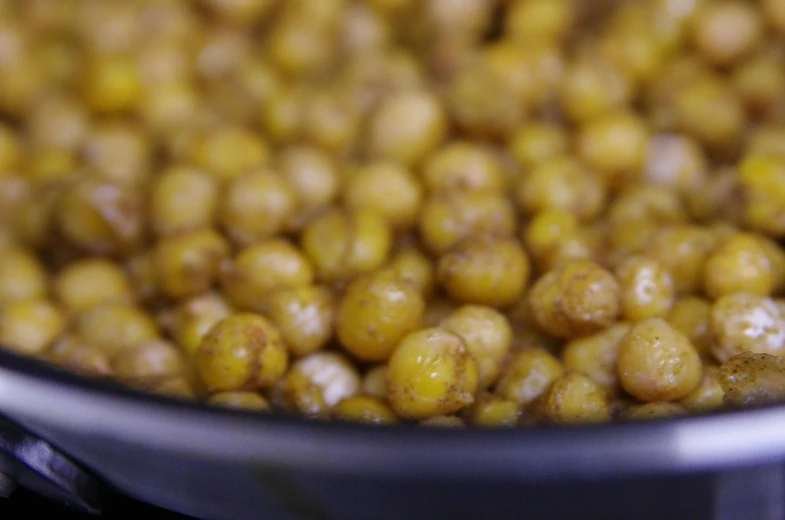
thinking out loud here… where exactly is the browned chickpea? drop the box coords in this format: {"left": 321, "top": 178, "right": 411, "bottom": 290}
{"left": 154, "top": 229, "right": 230, "bottom": 300}
{"left": 337, "top": 269, "right": 424, "bottom": 362}
{"left": 615, "top": 256, "right": 675, "bottom": 321}
{"left": 618, "top": 318, "right": 703, "bottom": 402}
{"left": 422, "top": 142, "right": 506, "bottom": 194}
{"left": 690, "top": 1, "right": 762, "bottom": 66}
{"left": 716, "top": 351, "right": 785, "bottom": 407}
{"left": 150, "top": 166, "right": 218, "bottom": 237}
{"left": 419, "top": 191, "right": 516, "bottom": 255}
{"left": 620, "top": 402, "right": 688, "bottom": 421}
{"left": 495, "top": 348, "right": 564, "bottom": 408}
{"left": 220, "top": 240, "right": 314, "bottom": 312}
{"left": 515, "top": 157, "right": 606, "bottom": 222}
{"left": 387, "top": 328, "right": 478, "bottom": 419}
{"left": 704, "top": 233, "right": 775, "bottom": 298}
{"left": 562, "top": 322, "right": 632, "bottom": 393}
{"left": 219, "top": 169, "right": 298, "bottom": 247}
{"left": 344, "top": 162, "right": 422, "bottom": 231}
{"left": 301, "top": 208, "right": 392, "bottom": 283}
{"left": 711, "top": 293, "right": 785, "bottom": 364}
{"left": 266, "top": 286, "right": 335, "bottom": 358}
{"left": 535, "top": 372, "right": 611, "bottom": 424}
{"left": 764, "top": 0, "right": 785, "bottom": 35}
{"left": 667, "top": 296, "right": 712, "bottom": 357}
{"left": 577, "top": 111, "right": 649, "bottom": 189}
{"left": 437, "top": 236, "right": 530, "bottom": 309}
{"left": 529, "top": 259, "right": 621, "bottom": 339}
{"left": 196, "top": 313, "right": 288, "bottom": 392}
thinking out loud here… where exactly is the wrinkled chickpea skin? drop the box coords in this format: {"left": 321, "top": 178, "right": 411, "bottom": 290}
{"left": 3, "top": 0, "right": 785, "bottom": 426}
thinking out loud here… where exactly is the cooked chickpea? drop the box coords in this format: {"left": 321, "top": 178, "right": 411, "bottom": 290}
{"left": 387, "top": 248, "right": 435, "bottom": 297}
{"left": 437, "top": 237, "right": 529, "bottom": 309}
{"left": 690, "top": 1, "right": 763, "bottom": 66}
{"left": 711, "top": 293, "right": 785, "bottom": 364}
{"left": 278, "top": 146, "right": 340, "bottom": 228}
{"left": 535, "top": 372, "right": 611, "bottom": 424}
{"left": 337, "top": 268, "right": 424, "bottom": 362}
{"left": 344, "top": 162, "right": 422, "bottom": 231}
{"left": 0, "top": 298, "right": 66, "bottom": 355}
{"left": 112, "top": 340, "right": 185, "bottom": 381}
{"left": 301, "top": 208, "right": 392, "bottom": 283}
{"left": 507, "top": 123, "right": 569, "bottom": 171}
{"left": 666, "top": 297, "right": 712, "bottom": 357}
{"left": 332, "top": 395, "right": 398, "bottom": 424}
{"left": 362, "top": 364, "right": 387, "bottom": 400}
{"left": 81, "top": 55, "right": 141, "bottom": 114}
{"left": 54, "top": 258, "right": 134, "bottom": 313}
{"left": 494, "top": 348, "right": 564, "bottom": 408}
{"left": 0, "top": 249, "right": 48, "bottom": 305}
{"left": 644, "top": 226, "right": 716, "bottom": 294}
{"left": 615, "top": 256, "right": 675, "bottom": 321}
{"left": 529, "top": 259, "right": 621, "bottom": 339}
{"left": 196, "top": 313, "right": 288, "bottom": 392}
{"left": 716, "top": 351, "right": 785, "bottom": 407}
{"left": 617, "top": 318, "right": 703, "bottom": 402}
{"left": 422, "top": 142, "right": 506, "bottom": 194}
{"left": 419, "top": 191, "right": 516, "bottom": 254}
{"left": 207, "top": 391, "right": 271, "bottom": 412}
{"left": 679, "top": 365, "right": 725, "bottom": 412}
{"left": 278, "top": 351, "right": 361, "bottom": 415}
{"left": 644, "top": 134, "right": 708, "bottom": 194}
{"left": 673, "top": 75, "right": 745, "bottom": 150}
{"left": 608, "top": 184, "right": 687, "bottom": 228}
{"left": 559, "top": 55, "right": 632, "bottom": 124}
{"left": 83, "top": 122, "right": 151, "bottom": 186}
{"left": 704, "top": 233, "right": 774, "bottom": 298}
{"left": 469, "top": 393, "right": 520, "bottom": 427}
{"left": 562, "top": 322, "right": 631, "bottom": 392}
{"left": 150, "top": 166, "right": 218, "bottom": 237}
{"left": 46, "top": 336, "right": 112, "bottom": 377}
{"left": 577, "top": 111, "right": 649, "bottom": 188}
{"left": 191, "top": 126, "right": 270, "bottom": 183}
{"left": 0, "top": 123, "right": 22, "bottom": 173}
{"left": 76, "top": 303, "right": 160, "bottom": 354}
{"left": 165, "top": 292, "right": 233, "bottom": 357}
{"left": 732, "top": 53, "right": 785, "bottom": 117}
{"left": 154, "top": 229, "right": 230, "bottom": 300}
{"left": 738, "top": 155, "right": 785, "bottom": 238}
{"left": 620, "top": 402, "right": 688, "bottom": 421}
{"left": 387, "top": 328, "right": 478, "bottom": 419}
{"left": 265, "top": 286, "right": 335, "bottom": 358}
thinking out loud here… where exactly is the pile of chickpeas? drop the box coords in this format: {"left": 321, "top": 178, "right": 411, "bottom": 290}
{"left": 3, "top": 0, "right": 785, "bottom": 427}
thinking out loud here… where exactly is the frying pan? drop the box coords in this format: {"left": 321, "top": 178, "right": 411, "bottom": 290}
{"left": 0, "top": 348, "right": 784, "bottom": 520}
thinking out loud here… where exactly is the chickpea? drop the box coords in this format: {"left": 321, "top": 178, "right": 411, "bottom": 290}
{"left": 301, "top": 208, "right": 392, "bottom": 283}
{"left": 221, "top": 240, "right": 313, "bottom": 312}
{"left": 422, "top": 142, "right": 506, "bottom": 194}
{"left": 468, "top": 393, "right": 520, "bottom": 427}
{"left": 366, "top": 90, "right": 447, "bottom": 167}
{"left": 515, "top": 157, "right": 606, "bottom": 221}
{"left": 577, "top": 111, "right": 649, "bottom": 188}
{"left": 529, "top": 259, "right": 621, "bottom": 339}
{"left": 507, "top": 123, "right": 569, "bottom": 171}
{"left": 690, "top": 1, "right": 762, "bottom": 66}
{"left": 679, "top": 365, "right": 725, "bottom": 412}
{"left": 191, "top": 126, "right": 270, "bottom": 183}
{"left": 0, "top": 122, "right": 22, "bottom": 173}
{"left": 437, "top": 237, "right": 530, "bottom": 309}
{"left": 387, "top": 248, "right": 435, "bottom": 297}
{"left": 265, "top": 286, "right": 335, "bottom": 358}
{"left": 522, "top": 209, "right": 577, "bottom": 264}
{"left": 667, "top": 297, "right": 712, "bottom": 357}
{"left": 704, "top": 233, "right": 774, "bottom": 298}
{"left": 732, "top": 53, "right": 785, "bottom": 117}
{"left": 559, "top": 55, "right": 632, "bottom": 124}
{"left": 76, "top": 303, "right": 160, "bottom": 354}
{"left": 535, "top": 372, "right": 611, "bottom": 424}
{"left": 644, "top": 134, "right": 708, "bottom": 194}
{"left": 196, "top": 313, "right": 288, "bottom": 392}
{"left": 505, "top": 0, "right": 572, "bottom": 44}
{"left": 615, "top": 256, "right": 675, "bottom": 321}
{"left": 608, "top": 184, "right": 687, "bottom": 228}
{"left": 332, "top": 395, "right": 398, "bottom": 424}
{"left": 673, "top": 75, "right": 745, "bottom": 150}
{"left": 747, "top": 125, "right": 785, "bottom": 160}
{"left": 47, "top": 336, "right": 112, "bottom": 377}
{"left": 362, "top": 364, "right": 387, "bottom": 400}
{"left": 617, "top": 318, "right": 703, "bottom": 402}
{"left": 562, "top": 322, "right": 632, "bottom": 392}
{"left": 201, "top": 0, "right": 277, "bottom": 25}
{"left": 54, "top": 258, "right": 134, "bottom": 313}
{"left": 387, "top": 328, "right": 478, "bottom": 419}
{"left": 165, "top": 292, "right": 233, "bottom": 357}
{"left": 207, "top": 391, "right": 271, "bottom": 412}
{"left": 0, "top": 249, "right": 48, "bottom": 305}
{"left": 711, "top": 293, "right": 785, "bottom": 364}
{"left": 112, "top": 340, "right": 185, "bottom": 381}
{"left": 150, "top": 166, "right": 218, "bottom": 237}
{"left": 278, "top": 146, "right": 340, "bottom": 228}
{"left": 764, "top": 0, "right": 785, "bottom": 35}
{"left": 0, "top": 298, "right": 66, "bottom": 355}
{"left": 344, "top": 162, "right": 422, "bottom": 231}
{"left": 83, "top": 122, "right": 151, "bottom": 186}
{"left": 738, "top": 155, "right": 785, "bottom": 238}
{"left": 644, "top": 226, "right": 716, "bottom": 294}
{"left": 277, "top": 351, "right": 361, "bottom": 416}
{"left": 81, "top": 55, "right": 141, "bottom": 113}
{"left": 716, "top": 351, "right": 785, "bottom": 407}
{"left": 124, "top": 251, "right": 158, "bottom": 303}
{"left": 620, "top": 402, "right": 688, "bottom": 421}
{"left": 154, "top": 229, "right": 230, "bottom": 300}
{"left": 419, "top": 191, "right": 516, "bottom": 255}
{"left": 494, "top": 348, "right": 564, "bottom": 408}
{"left": 337, "top": 268, "right": 424, "bottom": 362}
{"left": 219, "top": 169, "right": 298, "bottom": 247}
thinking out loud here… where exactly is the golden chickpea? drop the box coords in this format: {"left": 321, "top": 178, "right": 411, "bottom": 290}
{"left": 219, "top": 169, "right": 298, "bottom": 247}
{"left": 690, "top": 1, "right": 762, "bottom": 66}
{"left": 83, "top": 121, "right": 151, "bottom": 186}
{"left": 278, "top": 146, "right": 340, "bottom": 228}
{"left": 140, "top": 82, "right": 200, "bottom": 133}
{"left": 468, "top": 393, "right": 520, "bottom": 427}
{"left": 716, "top": 351, "right": 785, "bottom": 407}
{"left": 419, "top": 415, "right": 466, "bottom": 428}
{"left": 754, "top": 236, "right": 785, "bottom": 293}
{"left": 279, "top": 351, "right": 361, "bottom": 413}
{"left": 201, "top": 0, "right": 277, "bottom": 25}
{"left": 562, "top": 322, "right": 632, "bottom": 392}
{"left": 207, "top": 391, "right": 271, "bottom": 412}
{"left": 437, "top": 237, "right": 530, "bottom": 309}
{"left": 191, "top": 126, "right": 270, "bottom": 183}
{"left": 81, "top": 55, "right": 141, "bottom": 113}
{"left": 337, "top": 269, "right": 424, "bottom": 362}
{"left": 366, "top": 90, "right": 447, "bottom": 167}
{"left": 507, "top": 123, "right": 569, "bottom": 171}
{"left": 47, "top": 336, "right": 112, "bottom": 377}
{"left": 732, "top": 53, "right": 785, "bottom": 117}
{"left": 124, "top": 251, "right": 158, "bottom": 303}
{"left": 704, "top": 233, "right": 774, "bottom": 298}
{"left": 608, "top": 184, "right": 687, "bottom": 228}
{"left": 221, "top": 240, "right": 313, "bottom": 312}
{"left": 686, "top": 167, "right": 740, "bottom": 222}
{"left": 598, "top": 25, "right": 664, "bottom": 86}
{"left": 620, "top": 402, "right": 688, "bottom": 421}
{"left": 666, "top": 297, "right": 712, "bottom": 357}
{"left": 196, "top": 313, "right": 288, "bottom": 392}
{"left": 535, "top": 372, "right": 611, "bottom": 424}
{"left": 167, "top": 292, "right": 233, "bottom": 357}
{"left": 738, "top": 155, "right": 785, "bottom": 238}
{"left": 332, "top": 395, "right": 398, "bottom": 425}
{"left": 577, "top": 111, "right": 649, "bottom": 188}
{"left": 522, "top": 209, "right": 578, "bottom": 264}
{"left": 679, "top": 365, "right": 725, "bottom": 412}
{"left": 559, "top": 55, "right": 632, "bottom": 123}
{"left": 387, "top": 328, "right": 478, "bottom": 419}
{"left": 505, "top": 0, "right": 572, "bottom": 44}
{"left": 341, "top": 2, "right": 391, "bottom": 57}
{"left": 362, "top": 364, "right": 387, "bottom": 400}
{"left": 515, "top": 157, "right": 606, "bottom": 221}
{"left": 54, "top": 259, "right": 134, "bottom": 313}
{"left": 76, "top": 303, "right": 160, "bottom": 355}
{"left": 24, "top": 147, "right": 78, "bottom": 184}
{"left": 644, "top": 226, "right": 717, "bottom": 294}
{"left": 132, "top": 375, "right": 197, "bottom": 401}
{"left": 615, "top": 256, "right": 675, "bottom": 321}
{"left": 0, "top": 298, "right": 66, "bottom": 355}
{"left": 267, "top": 19, "right": 337, "bottom": 78}
{"left": 419, "top": 191, "right": 516, "bottom": 255}
{"left": 529, "top": 259, "right": 621, "bottom": 339}
{"left": 422, "top": 142, "right": 506, "bottom": 194}
{"left": 154, "top": 229, "right": 230, "bottom": 300}
{"left": 618, "top": 318, "right": 703, "bottom": 402}
{"left": 301, "top": 208, "right": 392, "bottom": 283}
{"left": 150, "top": 166, "right": 218, "bottom": 237}
{"left": 644, "top": 134, "right": 708, "bottom": 194}
{"left": 674, "top": 75, "right": 745, "bottom": 150}
{"left": 344, "top": 162, "right": 422, "bottom": 231}
{"left": 494, "top": 348, "right": 564, "bottom": 407}
{"left": 0, "top": 248, "right": 48, "bottom": 305}
{"left": 387, "top": 248, "right": 435, "bottom": 297}
{"left": 112, "top": 340, "right": 185, "bottom": 381}
{"left": 711, "top": 293, "right": 785, "bottom": 364}
{"left": 57, "top": 178, "right": 145, "bottom": 256}
{"left": 0, "top": 122, "right": 22, "bottom": 173}
{"left": 265, "top": 286, "right": 335, "bottom": 358}
{"left": 440, "top": 305, "right": 512, "bottom": 389}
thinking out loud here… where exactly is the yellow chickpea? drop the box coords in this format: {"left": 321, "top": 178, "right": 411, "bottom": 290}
{"left": 644, "top": 226, "right": 717, "bottom": 294}
{"left": 387, "top": 328, "right": 479, "bottom": 419}
{"left": 711, "top": 293, "right": 785, "bottom": 364}
{"left": 468, "top": 393, "right": 520, "bottom": 427}
{"left": 617, "top": 318, "right": 703, "bottom": 402}
{"left": 666, "top": 297, "right": 712, "bottom": 357}
{"left": 191, "top": 126, "right": 270, "bottom": 183}
{"left": 620, "top": 402, "right": 688, "bottom": 421}
{"left": 738, "top": 155, "right": 785, "bottom": 238}
{"left": 0, "top": 249, "right": 48, "bottom": 305}
{"left": 277, "top": 351, "right": 361, "bottom": 415}
{"left": 111, "top": 340, "right": 185, "bottom": 381}
{"left": 154, "top": 229, "right": 230, "bottom": 300}
{"left": 562, "top": 322, "right": 632, "bottom": 392}
{"left": 690, "top": 1, "right": 762, "bottom": 66}
{"left": 83, "top": 121, "right": 151, "bottom": 186}
{"left": 81, "top": 55, "right": 141, "bottom": 114}
{"left": 150, "top": 166, "right": 218, "bottom": 237}
{"left": 265, "top": 286, "right": 335, "bottom": 358}
{"left": 673, "top": 75, "right": 745, "bottom": 150}
{"left": 505, "top": 0, "right": 572, "bottom": 44}
{"left": 76, "top": 303, "right": 160, "bottom": 354}
{"left": 732, "top": 53, "right": 785, "bottom": 117}
{"left": 343, "top": 162, "right": 423, "bottom": 231}
{"left": 54, "top": 258, "right": 134, "bottom": 313}
{"left": 577, "top": 111, "right": 649, "bottom": 189}
{"left": 336, "top": 268, "right": 425, "bottom": 362}
{"left": 494, "top": 348, "right": 564, "bottom": 408}
{"left": 529, "top": 259, "right": 621, "bottom": 339}
{"left": 362, "top": 364, "right": 388, "bottom": 400}
{"left": 615, "top": 256, "right": 675, "bottom": 321}
{"left": 559, "top": 55, "right": 632, "bottom": 124}
{"left": 643, "top": 134, "right": 708, "bottom": 195}
{"left": 0, "top": 298, "right": 66, "bottom": 355}
{"left": 679, "top": 365, "right": 725, "bottom": 412}
{"left": 422, "top": 142, "right": 506, "bottom": 194}
{"left": 207, "top": 391, "right": 271, "bottom": 412}
{"left": 704, "top": 233, "right": 775, "bottom": 298}
{"left": 534, "top": 372, "right": 611, "bottom": 424}
{"left": 332, "top": 395, "right": 398, "bottom": 425}
{"left": 166, "top": 292, "right": 233, "bottom": 356}
{"left": 387, "top": 248, "right": 435, "bottom": 297}
{"left": 507, "top": 122, "right": 569, "bottom": 171}
{"left": 522, "top": 209, "right": 578, "bottom": 264}
{"left": 278, "top": 146, "right": 340, "bottom": 228}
